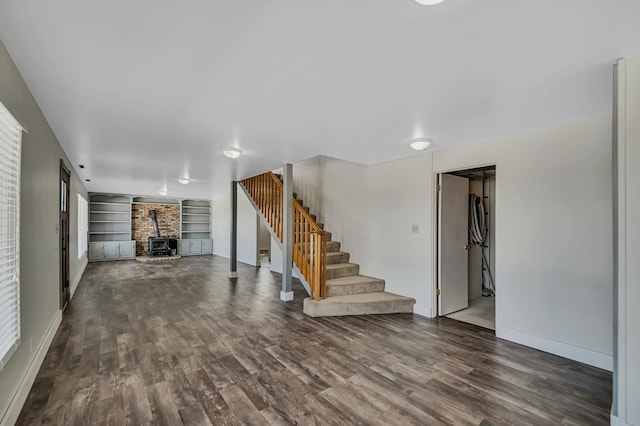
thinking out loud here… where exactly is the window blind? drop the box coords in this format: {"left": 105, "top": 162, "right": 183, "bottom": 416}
{"left": 0, "top": 101, "right": 22, "bottom": 371}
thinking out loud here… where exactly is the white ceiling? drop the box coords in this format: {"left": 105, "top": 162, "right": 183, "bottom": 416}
{"left": 1, "top": 0, "right": 639, "bottom": 199}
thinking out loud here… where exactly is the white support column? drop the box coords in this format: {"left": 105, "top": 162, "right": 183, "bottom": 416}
{"left": 612, "top": 56, "right": 640, "bottom": 426}
{"left": 281, "top": 164, "right": 294, "bottom": 301}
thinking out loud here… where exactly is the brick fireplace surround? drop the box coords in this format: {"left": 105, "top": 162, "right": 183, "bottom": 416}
{"left": 132, "top": 203, "right": 180, "bottom": 256}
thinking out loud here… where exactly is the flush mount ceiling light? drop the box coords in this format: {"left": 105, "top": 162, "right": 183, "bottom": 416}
{"left": 414, "top": 0, "right": 446, "bottom": 4}
{"left": 177, "top": 178, "right": 190, "bottom": 185}
{"left": 223, "top": 148, "right": 242, "bottom": 159}
{"left": 158, "top": 189, "right": 168, "bottom": 196}
{"left": 410, "top": 138, "right": 432, "bottom": 151}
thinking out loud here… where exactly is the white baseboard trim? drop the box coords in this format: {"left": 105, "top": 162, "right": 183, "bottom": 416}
{"left": 229, "top": 271, "right": 238, "bottom": 279}
{"left": 280, "top": 291, "right": 294, "bottom": 302}
{"left": 610, "top": 413, "right": 632, "bottom": 425}
{"left": 1, "top": 310, "right": 62, "bottom": 426}
{"left": 496, "top": 325, "right": 613, "bottom": 371}
{"left": 70, "top": 257, "right": 88, "bottom": 299}
{"left": 413, "top": 303, "right": 434, "bottom": 318}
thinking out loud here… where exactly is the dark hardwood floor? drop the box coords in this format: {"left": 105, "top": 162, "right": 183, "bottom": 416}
{"left": 18, "top": 255, "right": 612, "bottom": 425}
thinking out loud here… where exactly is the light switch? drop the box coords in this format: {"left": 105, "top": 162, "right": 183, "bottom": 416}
{"left": 411, "top": 224, "right": 419, "bottom": 233}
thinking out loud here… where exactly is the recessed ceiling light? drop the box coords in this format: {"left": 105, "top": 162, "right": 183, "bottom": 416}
{"left": 414, "top": 0, "right": 446, "bottom": 5}
{"left": 410, "top": 138, "right": 432, "bottom": 151}
{"left": 177, "top": 178, "right": 190, "bottom": 185}
{"left": 158, "top": 189, "right": 168, "bottom": 196}
{"left": 223, "top": 148, "right": 242, "bottom": 159}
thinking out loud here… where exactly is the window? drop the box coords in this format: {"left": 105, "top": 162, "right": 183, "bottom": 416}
{"left": 78, "top": 194, "right": 88, "bottom": 259}
{"left": 0, "top": 101, "right": 23, "bottom": 371}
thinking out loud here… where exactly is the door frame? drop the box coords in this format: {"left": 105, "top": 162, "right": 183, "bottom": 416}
{"left": 431, "top": 163, "right": 497, "bottom": 319}
{"left": 60, "top": 160, "right": 71, "bottom": 310}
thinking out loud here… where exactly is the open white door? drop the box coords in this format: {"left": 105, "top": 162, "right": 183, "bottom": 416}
{"left": 438, "top": 173, "right": 469, "bottom": 315}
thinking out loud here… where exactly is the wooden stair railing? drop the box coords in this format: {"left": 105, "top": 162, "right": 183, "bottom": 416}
{"left": 240, "top": 172, "right": 327, "bottom": 300}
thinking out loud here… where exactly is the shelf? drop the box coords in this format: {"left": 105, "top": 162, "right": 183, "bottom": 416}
{"left": 89, "top": 193, "right": 137, "bottom": 244}
{"left": 181, "top": 199, "right": 212, "bottom": 240}
{"left": 91, "top": 210, "right": 130, "bottom": 214}
{"left": 90, "top": 201, "right": 129, "bottom": 206}
{"left": 90, "top": 231, "right": 130, "bottom": 235}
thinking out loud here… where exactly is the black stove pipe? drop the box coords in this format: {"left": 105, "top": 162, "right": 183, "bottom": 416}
{"left": 149, "top": 210, "right": 161, "bottom": 237}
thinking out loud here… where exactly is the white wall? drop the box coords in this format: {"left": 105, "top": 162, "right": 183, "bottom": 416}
{"left": 433, "top": 116, "right": 613, "bottom": 370}
{"left": 293, "top": 154, "right": 434, "bottom": 316}
{"left": 258, "top": 221, "right": 270, "bottom": 252}
{"left": 211, "top": 185, "right": 259, "bottom": 267}
{"left": 291, "top": 115, "right": 612, "bottom": 370}
{"left": 237, "top": 188, "right": 259, "bottom": 267}
{"left": 613, "top": 55, "right": 640, "bottom": 426}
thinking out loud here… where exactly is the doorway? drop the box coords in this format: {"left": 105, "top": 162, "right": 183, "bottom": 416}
{"left": 59, "top": 160, "right": 70, "bottom": 310}
{"left": 437, "top": 165, "right": 496, "bottom": 330}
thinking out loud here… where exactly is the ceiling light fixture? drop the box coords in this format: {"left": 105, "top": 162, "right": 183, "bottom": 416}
{"left": 410, "top": 138, "right": 432, "bottom": 151}
{"left": 414, "top": 0, "right": 446, "bottom": 5}
{"left": 177, "top": 178, "right": 190, "bottom": 185}
{"left": 223, "top": 148, "right": 242, "bottom": 159}
{"left": 158, "top": 189, "right": 168, "bottom": 196}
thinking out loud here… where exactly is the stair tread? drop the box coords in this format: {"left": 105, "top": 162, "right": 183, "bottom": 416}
{"left": 326, "top": 251, "right": 349, "bottom": 258}
{"left": 326, "top": 263, "right": 358, "bottom": 270}
{"left": 327, "top": 274, "right": 384, "bottom": 285}
{"left": 309, "top": 292, "right": 415, "bottom": 304}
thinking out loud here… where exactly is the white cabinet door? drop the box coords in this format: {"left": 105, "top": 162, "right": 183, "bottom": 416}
{"left": 189, "top": 239, "right": 203, "bottom": 255}
{"left": 119, "top": 241, "right": 135, "bottom": 258}
{"left": 103, "top": 242, "right": 120, "bottom": 259}
{"left": 201, "top": 239, "right": 213, "bottom": 254}
{"left": 89, "top": 243, "right": 104, "bottom": 260}
{"left": 177, "top": 239, "right": 189, "bottom": 255}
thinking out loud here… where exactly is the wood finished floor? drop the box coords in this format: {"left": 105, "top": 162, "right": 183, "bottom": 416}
{"left": 18, "top": 255, "right": 611, "bottom": 425}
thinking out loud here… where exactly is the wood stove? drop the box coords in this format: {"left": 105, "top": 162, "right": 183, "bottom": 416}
{"left": 148, "top": 210, "right": 171, "bottom": 257}
{"left": 148, "top": 237, "right": 171, "bottom": 257}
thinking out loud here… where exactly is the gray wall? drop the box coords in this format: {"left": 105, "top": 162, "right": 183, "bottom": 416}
{"left": 0, "top": 39, "right": 88, "bottom": 422}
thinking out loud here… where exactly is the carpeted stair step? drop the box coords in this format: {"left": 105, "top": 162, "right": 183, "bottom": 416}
{"left": 326, "top": 275, "right": 385, "bottom": 297}
{"left": 326, "top": 241, "right": 340, "bottom": 252}
{"left": 303, "top": 292, "right": 415, "bottom": 317}
{"left": 326, "top": 251, "right": 350, "bottom": 265}
{"left": 326, "top": 263, "right": 359, "bottom": 279}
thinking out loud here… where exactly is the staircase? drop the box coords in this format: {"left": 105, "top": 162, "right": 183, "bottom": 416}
{"left": 240, "top": 172, "right": 415, "bottom": 317}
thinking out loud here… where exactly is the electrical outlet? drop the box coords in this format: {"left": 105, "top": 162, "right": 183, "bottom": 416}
{"left": 411, "top": 224, "right": 419, "bottom": 233}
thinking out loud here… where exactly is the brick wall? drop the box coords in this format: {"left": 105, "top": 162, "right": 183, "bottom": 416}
{"left": 132, "top": 204, "right": 180, "bottom": 256}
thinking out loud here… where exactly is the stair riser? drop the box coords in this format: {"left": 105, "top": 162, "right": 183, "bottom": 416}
{"left": 326, "top": 264, "right": 359, "bottom": 279}
{"left": 326, "top": 281, "right": 385, "bottom": 297}
{"left": 326, "top": 252, "right": 349, "bottom": 264}
{"left": 303, "top": 299, "right": 415, "bottom": 317}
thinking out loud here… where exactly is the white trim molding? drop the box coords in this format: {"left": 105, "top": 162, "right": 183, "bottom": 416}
{"left": 0, "top": 310, "right": 62, "bottom": 426}
{"left": 497, "top": 325, "right": 613, "bottom": 371}
{"left": 280, "top": 291, "right": 294, "bottom": 302}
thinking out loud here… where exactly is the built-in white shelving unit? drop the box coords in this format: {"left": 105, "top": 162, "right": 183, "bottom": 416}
{"left": 88, "top": 194, "right": 136, "bottom": 260}
{"left": 178, "top": 199, "right": 213, "bottom": 255}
